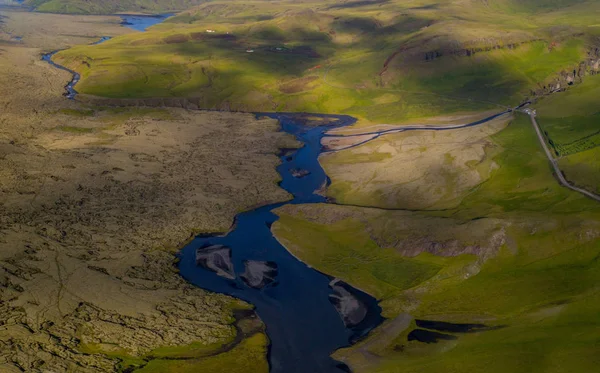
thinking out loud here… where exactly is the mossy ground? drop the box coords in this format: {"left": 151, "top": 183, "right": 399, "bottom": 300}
{"left": 27, "top": 1, "right": 600, "bottom": 372}
{"left": 135, "top": 333, "right": 269, "bottom": 373}
{"left": 25, "top": 0, "right": 205, "bottom": 14}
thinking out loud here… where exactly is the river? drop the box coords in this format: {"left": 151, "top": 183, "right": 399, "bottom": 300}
{"left": 41, "top": 14, "right": 514, "bottom": 373}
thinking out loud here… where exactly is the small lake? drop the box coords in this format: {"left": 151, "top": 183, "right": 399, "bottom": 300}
{"left": 119, "top": 13, "right": 173, "bottom": 31}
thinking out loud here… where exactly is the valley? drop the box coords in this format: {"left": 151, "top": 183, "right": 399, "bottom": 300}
{"left": 1, "top": 1, "right": 600, "bottom": 373}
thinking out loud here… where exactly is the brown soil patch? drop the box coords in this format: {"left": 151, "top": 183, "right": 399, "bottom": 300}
{"left": 321, "top": 114, "right": 511, "bottom": 210}
{"left": 279, "top": 75, "right": 319, "bottom": 93}
{"left": 164, "top": 33, "right": 191, "bottom": 44}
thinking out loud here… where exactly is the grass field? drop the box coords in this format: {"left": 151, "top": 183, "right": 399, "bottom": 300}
{"left": 53, "top": 0, "right": 600, "bottom": 124}
{"left": 135, "top": 333, "right": 269, "bottom": 373}
{"left": 534, "top": 72, "right": 600, "bottom": 191}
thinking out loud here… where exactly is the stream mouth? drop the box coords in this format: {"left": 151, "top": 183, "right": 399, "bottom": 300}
{"left": 178, "top": 113, "right": 385, "bottom": 373}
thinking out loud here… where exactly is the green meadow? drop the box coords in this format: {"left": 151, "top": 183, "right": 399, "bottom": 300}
{"left": 527, "top": 72, "right": 600, "bottom": 193}
{"left": 78, "top": 303, "right": 268, "bottom": 373}
{"left": 135, "top": 333, "right": 269, "bottom": 373}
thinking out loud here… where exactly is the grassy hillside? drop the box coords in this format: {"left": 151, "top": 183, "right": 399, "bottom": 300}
{"left": 272, "top": 113, "right": 600, "bottom": 373}
{"left": 53, "top": 0, "right": 600, "bottom": 124}
{"left": 25, "top": 0, "right": 207, "bottom": 14}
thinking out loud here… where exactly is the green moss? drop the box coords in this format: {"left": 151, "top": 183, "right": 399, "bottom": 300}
{"left": 147, "top": 333, "right": 236, "bottom": 359}
{"left": 56, "top": 125, "right": 94, "bottom": 133}
{"left": 273, "top": 213, "right": 472, "bottom": 301}
{"left": 77, "top": 301, "right": 264, "bottom": 373}
{"left": 272, "top": 110, "right": 600, "bottom": 373}
{"left": 134, "top": 333, "right": 269, "bottom": 373}
{"left": 57, "top": 108, "right": 95, "bottom": 117}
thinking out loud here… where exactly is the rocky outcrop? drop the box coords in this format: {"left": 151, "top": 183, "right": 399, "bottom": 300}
{"left": 424, "top": 40, "right": 540, "bottom": 61}
{"left": 240, "top": 260, "right": 278, "bottom": 289}
{"left": 196, "top": 244, "right": 236, "bottom": 280}
{"left": 393, "top": 228, "right": 506, "bottom": 262}
{"left": 329, "top": 279, "right": 367, "bottom": 328}
{"left": 528, "top": 46, "right": 600, "bottom": 99}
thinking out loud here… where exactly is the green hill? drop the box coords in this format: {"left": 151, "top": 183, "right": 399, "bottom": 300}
{"left": 51, "top": 0, "right": 600, "bottom": 189}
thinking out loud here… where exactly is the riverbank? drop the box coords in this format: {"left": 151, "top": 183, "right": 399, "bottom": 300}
{"left": 36, "top": 18, "right": 531, "bottom": 371}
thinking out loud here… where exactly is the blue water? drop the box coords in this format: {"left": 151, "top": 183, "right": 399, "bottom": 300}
{"left": 39, "top": 10, "right": 385, "bottom": 369}
{"left": 42, "top": 51, "right": 80, "bottom": 100}
{"left": 179, "top": 114, "right": 384, "bottom": 373}
{"left": 119, "top": 13, "right": 173, "bottom": 31}
{"left": 41, "top": 13, "right": 512, "bottom": 368}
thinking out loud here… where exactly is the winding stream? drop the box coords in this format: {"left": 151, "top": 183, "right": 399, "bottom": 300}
{"left": 177, "top": 110, "right": 513, "bottom": 372}
{"left": 41, "top": 14, "right": 168, "bottom": 99}
{"left": 40, "top": 15, "right": 386, "bottom": 373}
